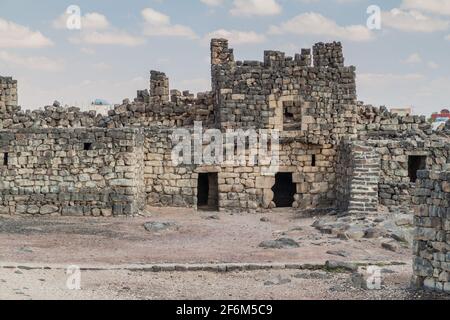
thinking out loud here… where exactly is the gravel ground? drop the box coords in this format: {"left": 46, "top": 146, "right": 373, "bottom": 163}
{"left": 0, "top": 208, "right": 408, "bottom": 266}
{"left": 1, "top": 265, "right": 448, "bottom": 300}
{"left": 0, "top": 207, "right": 446, "bottom": 300}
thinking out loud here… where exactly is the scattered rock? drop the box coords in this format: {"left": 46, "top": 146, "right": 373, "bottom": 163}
{"left": 337, "top": 232, "right": 350, "bottom": 240}
{"left": 395, "top": 216, "right": 412, "bottom": 227}
{"left": 325, "top": 260, "right": 358, "bottom": 272}
{"left": 204, "top": 215, "right": 220, "bottom": 220}
{"left": 350, "top": 272, "right": 369, "bottom": 289}
{"left": 143, "top": 222, "right": 177, "bottom": 232}
{"left": 350, "top": 271, "right": 383, "bottom": 290}
{"left": 344, "top": 227, "right": 365, "bottom": 240}
{"left": 260, "top": 217, "right": 269, "bottom": 222}
{"left": 293, "top": 272, "right": 332, "bottom": 280}
{"left": 364, "top": 227, "right": 384, "bottom": 239}
{"left": 17, "top": 247, "right": 33, "bottom": 254}
{"left": 381, "top": 268, "right": 396, "bottom": 274}
{"left": 264, "top": 275, "right": 292, "bottom": 286}
{"left": 259, "top": 238, "right": 300, "bottom": 249}
{"left": 381, "top": 241, "right": 398, "bottom": 252}
{"left": 326, "top": 250, "right": 349, "bottom": 258}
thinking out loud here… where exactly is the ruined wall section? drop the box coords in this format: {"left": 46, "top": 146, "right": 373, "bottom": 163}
{"left": 361, "top": 136, "right": 450, "bottom": 211}
{"left": 143, "top": 128, "right": 197, "bottom": 208}
{"left": 142, "top": 128, "right": 337, "bottom": 211}
{"left": 281, "top": 135, "right": 336, "bottom": 209}
{"left": 336, "top": 140, "right": 380, "bottom": 214}
{"left": 0, "top": 128, "right": 145, "bottom": 216}
{"left": 0, "top": 77, "right": 17, "bottom": 110}
{"left": 357, "top": 104, "right": 432, "bottom": 139}
{"left": 412, "top": 170, "right": 450, "bottom": 293}
{"left": 211, "top": 40, "right": 358, "bottom": 146}
{"left": 0, "top": 73, "right": 215, "bottom": 130}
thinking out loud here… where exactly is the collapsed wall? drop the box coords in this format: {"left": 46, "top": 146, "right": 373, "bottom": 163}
{"left": 0, "top": 71, "right": 214, "bottom": 130}
{"left": 0, "top": 128, "right": 145, "bottom": 216}
{"left": 412, "top": 170, "right": 450, "bottom": 293}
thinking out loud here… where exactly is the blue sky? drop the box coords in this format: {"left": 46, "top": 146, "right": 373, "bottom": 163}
{"left": 0, "top": 0, "right": 449, "bottom": 116}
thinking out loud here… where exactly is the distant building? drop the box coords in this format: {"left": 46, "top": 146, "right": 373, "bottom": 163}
{"left": 432, "top": 121, "right": 447, "bottom": 131}
{"left": 92, "top": 99, "right": 110, "bottom": 106}
{"left": 431, "top": 109, "right": 450, "bottom": 122}
{"left": 390, "top": 107, "right": 412, "bottom": 117}
{"left": 74, "top": 99, "right": 113, "bottom": 115}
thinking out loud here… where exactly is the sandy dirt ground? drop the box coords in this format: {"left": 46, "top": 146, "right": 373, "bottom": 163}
{"left": 1, "top": 265, "right": 448, "bottom": 300}
{"left": 0, "top": 208, "right": 407, "bottom": 266}
{"left": 0, "top": 208, "right": 447, "bottom": 300}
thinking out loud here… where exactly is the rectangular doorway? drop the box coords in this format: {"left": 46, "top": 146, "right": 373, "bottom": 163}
{"left": 408, "top": 155, "right": 427, "bottom": 183}
{"left": 197, "top": 173, "right": 219, "bottom": 211}
{"left": 272, "top": 173, "right": 296, "bottom": 208}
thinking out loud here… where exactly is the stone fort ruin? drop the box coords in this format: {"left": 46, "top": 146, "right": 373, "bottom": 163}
{"left": 0, "top": 39, "right": 449, "bottom": 292}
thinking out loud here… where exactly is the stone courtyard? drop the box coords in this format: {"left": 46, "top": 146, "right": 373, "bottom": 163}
{"left": 0, "top": 39, "right": 449, "bottom": 296}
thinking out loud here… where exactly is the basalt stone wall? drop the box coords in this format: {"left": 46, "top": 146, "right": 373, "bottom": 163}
{"left": 143, "top": 128, "right": 197, "bottom": 208}
{"left": 0, "top": 92, "right": 214, "bottom": 130}
{"left": 210, "top": 39, "right": 358, "bottom": 146}
{"left": 0, "top": 128, "right": 145, "bottom": 216}
{"left": 0, "top": 70, "right": 214, "bottom": 130}
{"left": 142, "top": 127, "right": 336, "bottom": 211}
{"left": 280, "top": 137, "right": 336, "bottom": 209}
{"left": 336, "top": 140, "right": 380, "bottom": 214}
{"left": 0, "top": 77, "right": 17, "bottom": 109}
{"left": 412, "top": 170, "right": 450, "bottom": 293}
{"left": 103, "top": 89, "right": 214, "bottom": 129}
{"left": 357, "top": 104, "right": 432, "bottom": 139}
{"left": 0, "top": 104, "right": 102, "bottom": 129}
{"left": 363, "top": 137, "right": 450, "bottom": 212}
{"left": 1, "top": 39, "right": 449, "bottom": 215}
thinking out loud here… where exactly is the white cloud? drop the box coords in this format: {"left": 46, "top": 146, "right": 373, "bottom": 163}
{"left": 402, "top": 53, "right": 440, "bottom": 69}
{"left": 200, "top": 0, "right": 224, "bottom": 6}
{"left": 141, "top": 8, "right": 171, "bottom": 26}
{"left": 177, "top": 78, "right": 211, "bottom": 92}
{"left": 80, "top": 47, "right": 96, "bottom": 55}
{"left": 55, "top": 11, "right": 144, "bottom": 47}
{"left": 446, "top": 34, "right": 450, "bottom": 40}
{"left": 427, "top": 61, "right": 439, "bottom": 69}
{"left": 401, "top": 0, "right": 450, "bottom": 16}
{"left": 0, "top": 18, "right": 53, "bottom": 48}
{"left": 382, "top": 9, "right": 450, "bottom": 32}
{"left": 53, "top": 12, "right": 110, "bottom": 30}
{"left": 92, "top": 62, "right": 112, "bottom": 71}
{"left": 70, "top": 31, "right": 145, "bottom": 47}
{"left": 358, "top": 73, "right": 424, "bottom": 84}
{"left": 0, "top": 51, "right": 64, "bottom": 71}
{"left": 205, "top": 29, "right": 266, "bottom": 45}
{"left": 403, "top": 53, "right": 422, "bottom": 64}
{"left": 230, "top": 0, "right": 282, "bottom": 16}
{"left": 269, "top": 12, "right": 373, "bottom": 42}
{"left": 141, "top": 8, "right": 198, "bottom": 39}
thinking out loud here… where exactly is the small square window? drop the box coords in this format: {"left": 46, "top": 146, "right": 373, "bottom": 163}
{"left": 84, "top": 143, "right": 93, "bottom": 151}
